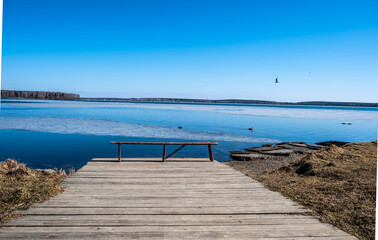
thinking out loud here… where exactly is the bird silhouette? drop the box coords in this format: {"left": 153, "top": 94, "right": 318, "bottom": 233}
{"left": 275, "top": 77, "right": 279, "bottom": 83}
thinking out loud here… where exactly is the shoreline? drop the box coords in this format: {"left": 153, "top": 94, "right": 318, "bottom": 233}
{"left": 2, "top": 90, "right": 378, "bottom": 107}
{"left": 80, "top": 98, "right": 378, "bottom": 108}
{"left": 225, "top": 140, "right": 377, "bottom": 240}
{"left": 0, "top": 159, "right": 68, "bottom": 226}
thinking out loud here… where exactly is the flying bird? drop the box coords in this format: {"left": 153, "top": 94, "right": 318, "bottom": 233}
{"left": 275, "top": 77, "right": 279, "bottom": 83}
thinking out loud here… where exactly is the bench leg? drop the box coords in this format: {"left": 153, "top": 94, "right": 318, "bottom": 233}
{"left": 118, "top": 144, "right": 121, "bottom": 162}
{"left": 208, "top": 144, "right": 214, "bottom": 162}
{"left": 162, "top": 144, "right": 166, "bottom": 162}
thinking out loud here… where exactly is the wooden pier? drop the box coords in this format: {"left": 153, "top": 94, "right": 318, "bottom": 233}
{"left": 0, "top": 158, "right": 356, "bottom": 239}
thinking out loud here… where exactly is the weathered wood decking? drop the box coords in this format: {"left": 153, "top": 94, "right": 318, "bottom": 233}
{"left": 1, "top": 158, "right": 356, "bottom": 239}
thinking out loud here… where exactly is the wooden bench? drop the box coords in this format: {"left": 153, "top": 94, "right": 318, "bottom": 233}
{"left": 110, "top": 142, "right": 218, "bottom": 162}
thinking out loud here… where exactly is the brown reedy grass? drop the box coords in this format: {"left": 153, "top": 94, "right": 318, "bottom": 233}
{"left": 256, "top": 141, "right": 377, "bottom": 240}
{"left": 0, "top": 159, "right": 69, "bottom": 225}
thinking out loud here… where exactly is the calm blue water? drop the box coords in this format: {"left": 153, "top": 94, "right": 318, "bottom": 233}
{"left": 0, "top": 99, "right": 377, "bottom": 171}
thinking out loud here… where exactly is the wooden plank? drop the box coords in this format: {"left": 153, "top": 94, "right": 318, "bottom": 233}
{"left": 6, "top": 214, "right": 322, "bottom": 226}
{"left": 51, "top": 194, "right": 286, "bottom": 199}
{"left": 0, "top": 234, "right": 357, "bottom": 240}
{"left": 59, "top": 189, "right": 278, "bottom": 194}
{"left": 91, "top": 157, "right": 213, "bottom": 161}
{"left": 0, "top": 226, "right": 352, "bottom": 237}
{"left": 33, "top": 202, "right": 302, "bottom": 208}
{"left": 70, "top": 173, "right": 242, "bottom": 177}
{"left": 60, "top": 184, "right": 268, "bottom": 190}
{"left": 62, "top": 177, "right": 255, "bottom": 182}
{"left": 15, "top": 206, "right": 309, "bottom": 215}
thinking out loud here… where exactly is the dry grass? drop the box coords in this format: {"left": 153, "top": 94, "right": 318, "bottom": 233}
{"left": 254, "top": 141, "right": 376, "bottom": 240}
{"left": 0, "top": 159, "right": 68, "bottom": 225}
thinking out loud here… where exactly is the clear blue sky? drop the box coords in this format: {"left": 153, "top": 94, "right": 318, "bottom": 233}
{"left": 2, "top": 0, "right": 378, "bottom": 102}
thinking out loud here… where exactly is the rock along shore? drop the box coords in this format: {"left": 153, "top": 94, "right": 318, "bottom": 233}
{"left": 227, "top": 141, "right": 349, "bottom": 175}
{"left": 230, "top": 142, "right": 325, "bottom": 161}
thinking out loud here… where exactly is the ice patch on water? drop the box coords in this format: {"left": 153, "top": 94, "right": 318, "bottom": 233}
{"left": 0, "top": 117, "right": 276, "bottom": 143}
{"left": 125, "top": 103, "right": 378, "bottom": 121}
{"left": 212, "top": 106, "right": 378, "bottom": 121}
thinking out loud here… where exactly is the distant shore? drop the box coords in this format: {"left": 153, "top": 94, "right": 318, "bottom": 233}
{"left": 81, "top": 97, "right": 378, "bottom": 107}
{"left": 2, "top": 90, "right": 378, "bottom": 107}
{"left": 1, "top": 90, "right": 79, "bottom": 100}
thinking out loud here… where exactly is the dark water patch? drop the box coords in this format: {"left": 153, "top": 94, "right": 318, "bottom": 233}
{"left": 0, "top": 130, "right": 261, "bottom": 172}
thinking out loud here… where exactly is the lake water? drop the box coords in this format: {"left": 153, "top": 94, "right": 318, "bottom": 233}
{"left": 0, "top": 99, "right": 377, "bottom": 171}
